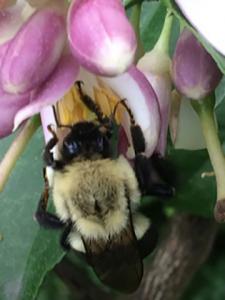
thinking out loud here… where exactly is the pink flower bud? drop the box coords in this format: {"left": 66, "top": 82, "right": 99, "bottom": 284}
{"left": 0, "top": 6, "right": 66, "bottom": 94}
{"left": 67, "top": 0, "right": 136, "bottom": 76}
{"left": 172, "top": 29, "right": 222, "bottom": 100}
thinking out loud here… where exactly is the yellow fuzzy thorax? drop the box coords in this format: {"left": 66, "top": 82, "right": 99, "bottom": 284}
{"left": 55, "top": 80, "right": 125, "bottom": 126}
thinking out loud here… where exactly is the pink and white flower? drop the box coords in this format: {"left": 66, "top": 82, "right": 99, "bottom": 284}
{"left": 0, "top": 0, "right": 161, "bottom": 158}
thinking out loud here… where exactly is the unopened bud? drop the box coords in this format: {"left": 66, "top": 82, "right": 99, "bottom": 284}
{"left": 172, "top": 29, "right": 222, "bottom": 100}
{"left": 67, "top": 0, "right": 136, "bottom": 76}
{"left": 0, "top": 6, "right": 66, "bottom": 94}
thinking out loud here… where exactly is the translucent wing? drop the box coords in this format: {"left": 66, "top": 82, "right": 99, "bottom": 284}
{"left": 82, "top": 218, "right": 143, "bottom": 293}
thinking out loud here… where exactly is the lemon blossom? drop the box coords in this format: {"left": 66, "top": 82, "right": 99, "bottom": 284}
{"left": 42, "top": 66, "right": 160, "bottom": 159}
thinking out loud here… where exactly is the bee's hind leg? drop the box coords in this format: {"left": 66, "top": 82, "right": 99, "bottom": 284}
{"left": 61, "top": 224, "right": 87, "bottom": 260}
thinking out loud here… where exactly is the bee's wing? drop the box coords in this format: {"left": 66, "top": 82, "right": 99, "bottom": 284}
{"left": 82, "top": 220, "right": 143, "bottom": 293}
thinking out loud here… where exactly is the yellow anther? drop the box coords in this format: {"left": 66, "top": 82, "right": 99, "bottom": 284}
{"left": 56, "top": 81, "right": 125, "bottom": 126}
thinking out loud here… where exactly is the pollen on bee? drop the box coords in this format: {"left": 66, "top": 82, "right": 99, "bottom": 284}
{"left": 55, "top": 81, "right": 125, "bottom": 126}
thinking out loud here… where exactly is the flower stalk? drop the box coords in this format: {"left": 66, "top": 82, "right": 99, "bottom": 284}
{"left": 153, "top": 10, "right": 173, "bottom": 54}
{"left": 191, "top": 95, "right": 225, "bottom": 222}
{"left": 0, "top": 115, "right": 40, "bottom": 192}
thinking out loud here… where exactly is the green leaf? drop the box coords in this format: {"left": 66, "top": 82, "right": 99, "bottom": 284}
{"left": 165, "top": 84, "right": 225, "bottom": 218}
{"left": 183, "top": 230, "right": 225, "bottom": 300}
{"left": 140, "top": 1, "right": 166, "bottom": 51}
{"left": 37, "top": 271, "right": 74, "bottom": 300}
{"left": 0, "top": 130, "right": 64, "bottom": 300}
{"left": 166, "top": 148, "right": 216, "bottom": 217}
{"left": 164, "top": 95, "right": 225, "bottom": 217}
{"left": 161, "top": 0, "right": 225, "bottom": 74}
{"left": 215, "top": 76, "right": 225, "bottom": 108}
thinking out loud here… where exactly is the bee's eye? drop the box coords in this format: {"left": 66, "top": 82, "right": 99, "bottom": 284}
{"left": 63, "top": 139, "right": 79, "bottom": 157}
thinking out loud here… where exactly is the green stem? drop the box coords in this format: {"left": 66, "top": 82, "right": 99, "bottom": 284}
{"left": 124, "top": 0, "right": 141, "bottom": 10}
{"left": 130, "top": 2, "right": 144, "bottom": 62}
{"left": 154, "top": 9, "right": 173, "bottom": 54}
{"left": 191, "top": 95, "right": 225, "bottom": 202}
{"left": 0, "top": 116, "right": 40, "bottom": 192}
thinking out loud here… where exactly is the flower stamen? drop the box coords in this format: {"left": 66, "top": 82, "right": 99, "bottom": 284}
{"left": 55, "top": 82, "right": 126, "bottom": 126}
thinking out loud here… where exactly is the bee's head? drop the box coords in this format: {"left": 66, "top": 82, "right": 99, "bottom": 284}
{"left": 61, "top": 121, "right": 112, "bottom": 161}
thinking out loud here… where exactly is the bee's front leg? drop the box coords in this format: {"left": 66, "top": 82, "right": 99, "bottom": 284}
{"left": 35, "top": 168, "right": 65, "bottom": 229}
{"left": 43, "top": 125, "right": 65, "bottom": 170}
{"left": 130, "top": 124, "right": 174, "bottom": 198}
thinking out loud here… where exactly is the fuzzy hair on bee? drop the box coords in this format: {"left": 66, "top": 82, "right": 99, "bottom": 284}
{"left": 35, "top": 82, "right": 173, "bottom": 293}
{"left": 53, "top": 156, "right": 140, "bottom": 238}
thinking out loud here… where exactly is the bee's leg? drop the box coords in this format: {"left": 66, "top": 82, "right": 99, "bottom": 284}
{"left": 35, "top": 193, "right": 65, "bottom": 229}
{"left": 137, "top": 223, "right": 158, "bottom": 259}
{"left": 60, "top": 221, "right": 73, "bottom": 251}
{"left": 117, "top": 100, "right": 173, "bottom": 197}
{"left": 132, "top": 212, "right": 158, "bottom": 259}
{"left": 35, "top": 169, "right": 65, "bottom": 229}
{"left": 134, "top": 153, "right": 174, "bottom": 197}
{"left": 43, "top": 125, "right": 65, "bottom": 170}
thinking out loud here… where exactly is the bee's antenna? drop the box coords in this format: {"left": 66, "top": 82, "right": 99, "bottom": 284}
{"left": 113, "top": 99, "right": 136, "bottom": 126}
{"left": 75, "top": 81, "right": 106, "bottom": 124}
{"left": 52, "top": 105, "right": 60, "bottom": 127}
{"left": 52, "top": 105, "right": 73, "bottom": 130}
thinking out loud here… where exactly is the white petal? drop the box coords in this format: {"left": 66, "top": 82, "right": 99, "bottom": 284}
{"left": 100, "top": 66, "right": 160, "bottom": 157}
{"left": 77, "top": 66, "right": 160, "bottom": 157}
{"left": 173, "top": 96, "right": 206, "bottom": 150}
{"left": 176, "top": 0, "right": 225, "bottom": 56}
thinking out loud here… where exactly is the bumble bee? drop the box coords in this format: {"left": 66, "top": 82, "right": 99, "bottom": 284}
{"left": 35, "top": 82, "right": 173, "bottom": 293}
